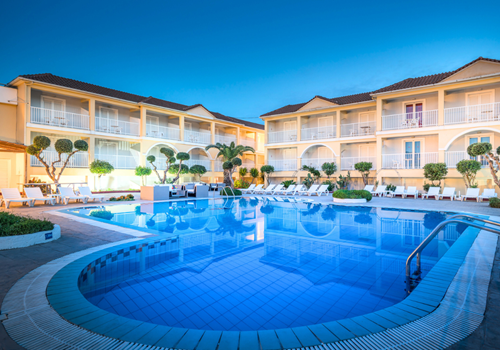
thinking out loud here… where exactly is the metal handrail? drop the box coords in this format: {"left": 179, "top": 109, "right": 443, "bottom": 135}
{"left": 405, "top": 214, "right": 500, "bottom": 294}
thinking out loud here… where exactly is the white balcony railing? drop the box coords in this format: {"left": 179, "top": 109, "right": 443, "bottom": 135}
{"left": 382, "top": 110, "right": 438, "bottom": 131}
{"left": 240, "top": 138, "right": 256, "bottom": 148}
{"left": 268, "top": 130, "right": 298, "bottom": 144}
{"left": 445, "top": 151, "right": 489, "bottom": 168}
{"left": 94, "top": 154, "right": 138, "bottom": 169}
{"left": 382, "top": 152, "right": 438, "bottom": 169}
{"left": 30, "top": 107, "right": 90, "bottom": 130}
{"left": 340, "top": 157, "right": 376, "bottom": 171}
{"left": 146, "top": 125, "right": 180, "bottom": 140}
{"left": 30, "top": 151, "right": 89, "bottom": 168}
{"left": 301, "top": 126, "right": 336, "bottom": 141}
{"left": 269, "top": 159, "right": 297, "bottom": 171}
{"left": 185, "top": 159, "right": 212, "bottom": 170}
{"left": 301, "top": 158, "right": 336, "bottom": 170}
{"left": 185, "top": 130, "right": 211, "bottom": 144}
{"left": 96, "top": 117, "right": 140, "bottom": 136}
{"left": 340, "top": 121, "right": 376, "bottom": 138}
{"left": 444, "top": 102, "right": 500, "bottom": 125}
{"left": 215, "top": 134, "right": 237, "bottom": 144}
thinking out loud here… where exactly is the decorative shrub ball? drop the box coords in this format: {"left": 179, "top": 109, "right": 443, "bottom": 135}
{"left": 489, "top": 197, "right": 500, "bottom": 208}
{"left": 74, "top": 139, "right": 88, "bottom": 151}
{"left": 232, "top": 157, "right": 242, "bottom": 166}
{"left": 147, "top": 155, "right": 156, "bottom": 163}
{"left": 160, "top": 147, "right": 175, "bottom": 158}
{"left": 32, "top": 135, "right": 51, "bottom": 150}
{"left": 222, "top": 161, "right": 233, "bottom": 170}
{"left": 26, "top": 145, "right": 41, "bottom": 155}
{"left": 54, "top": 139, "right": 73, "bottom": 154}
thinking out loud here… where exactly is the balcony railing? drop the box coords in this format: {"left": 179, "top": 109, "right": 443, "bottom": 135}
{"left": 268, "top": 130, "right": 298, "bottom": 144}
{"left": 444, "top": 102, "right": 500, "bottom": 125}
{"left": 240, "top": 138, "right": 256, "bottom": 148}
{"left": 301, "top": 158, "right": 336, "bottom": 170}
{"left": 94, "top": 154, "right": 138, "bottom": 169}
{"left": 31, "top": 107, "right": 90, "bottom": 130}
{"left": 301, "top": 126, "right": 336, "bottom": 141}
{"left": 269, "top": 159, "right": 297, "bottom": 171}
{"left": 146, "top": 125, "right": 180, "bottom": 141}
{"left": 185, "top": 130, "right": 211, "bottom": 144}
{"left": 340, "top": 121, "right": 376, "bottom": 138}
{"left": 445, "top": 151, "right": 489, "bottom": 168}
{"left": 30, "top": 151, "right": 89, "bottom": 168}
{"left": 96, "top": 117, "right": 140, "bottom": 136}
{"left": 340, "top": 156, "right": 376, "bottom": 170}
{"left": 382, "top": 152, "right": 438, "bottom": 169}
{"left": 185, "top": 159, "right": 211, "bottom": 169}
{"left": 382, "top": 110, "right": 438, "bottom": 131}
{"left": 215, "top": 134, "right": 237, "bottom": 144}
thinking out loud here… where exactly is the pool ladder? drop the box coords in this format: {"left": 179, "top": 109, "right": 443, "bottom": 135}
{"left": 405, "top": 214, "right": 500, "bottom": 294}
{"left": 210, "top": 185, "right": 236, "bottom": 210}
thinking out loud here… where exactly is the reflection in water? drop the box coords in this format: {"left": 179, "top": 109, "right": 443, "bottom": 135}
{"left": 75, "top": 198, "right": 462, "bottom": 331}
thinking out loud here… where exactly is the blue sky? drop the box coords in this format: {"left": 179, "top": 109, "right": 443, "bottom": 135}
{"left": 1, "top": 0, "right": 499, "bottom": 124}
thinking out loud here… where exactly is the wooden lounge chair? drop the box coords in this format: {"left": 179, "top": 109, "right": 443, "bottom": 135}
{"left": 436, "top": 187, "right": 455, "bottom": 201}
{"left": 479, "top": 189, "right": 498, "bottom": 202}
{"left": 299, "top": 184, "right": 319, "bottom": 196}
{"left": 78, "top": 186, "right": 106, "bottom": 203}
{"left": 241, "top": 184, "right": 256, "bottom": 194}
{"left": 24, "top": 187, "right": 57, "bottom": 205}
{"left": 405, "top": 186, "right": 419, "bottom": 199}
{"left": 458, "top": 188, "right": 480, "bottom": 202}
{"left": 310, "top": 185, "right": 329, "bottom": 196}
{"left": 421, "top": 186, "right": 440, "bottom": 200}
{"left": 288, "top": 185, "right": 305, "bottom": 195}
{"left": 58, "top": 187, "right": 88, "bottom": 205}
{"left": 265, "top": 184, "right": 283, "bottom": 195}
{"left": 372, "top": 185, "right": 389, "bottom": 197}
{"left": 1, "top": 188, "right": 34, "bottom": 208}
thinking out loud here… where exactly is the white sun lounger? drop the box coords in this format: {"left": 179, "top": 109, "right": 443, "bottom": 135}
{"left": 257, "top": 184, "right": 275, "bottom": 194}
{"left": 479, "top": 189, "right": 498, "bottom": 202}
{"left": 390, "top": 186, "right": 406, "bottom": 198}
{"left": 251, "top": 184, "right": 265, "bottom": 194}
{"left": 363, "top": 185, "right": 374, "bottom": 192}
{"left": 310, "top": 185, "right": 329, "bottom": 196}
{"left": 266, "top": 184, "right": 283, "bottom": 195}
{"left": 58, "top": 187, "right": 88, "bottom": 205}
{"left": 279, "top": 185, "right": 296, "bottom": 195}
{"left": 288, "top": 185, "right": 305, "bottom": 195}
{"left": 24, "top": 187, "right": 57, "bottom": 205}
{"left": 405, "top": 186, "right": 419, "bottom": 199}
{"left": 299, "top": 184, "right": 319, "bottom": 196}
{"left": 458, "top": 188, "right": 480, "bottom": 202}
{"left": 421, "top": 187, "right": 440, "bottom": 200}
{"left": 372, "top": 185, "right": 389, "bottom": 197}
{"left": 1, "top": 188, "right": 34, "bottom": 208}
{"left": 78, "top": 186, "right": 106, "bottom": 203}
{"left": 436, "top": 187, "right": 455, "bottom": 201}
{"left": 241, "top": 184, "right": 256, "bottom": 194}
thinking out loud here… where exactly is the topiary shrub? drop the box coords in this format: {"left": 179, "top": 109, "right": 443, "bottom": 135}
{"left": 489, "top": 197, "right": 500, "bottom": 208}
{"left": 168, "top": 164, "right": 189, "bottom": 175}
{"left": 220, "top": 188, "right": 242, "bottom": 196}
{"left": 332, "top": 189, "right": 372, "bottom": 202}
{"left": 54, "top": 139, "right": 74, "bottom": 153}
{"left": 89, "top": 210, "right": 114, "bottom": 220}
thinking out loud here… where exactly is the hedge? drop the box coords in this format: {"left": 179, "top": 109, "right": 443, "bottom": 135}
{"left": 489, "top": 197, "right": 500, "bottom": 208}
{"left": 0, "top": 212, "right": 54, "bottom": 237}
{"left": 332, "top": 189, "right": 372, "bottom": 202}
{"left": 220, "top": 188, "right": 242, "bottom": 196}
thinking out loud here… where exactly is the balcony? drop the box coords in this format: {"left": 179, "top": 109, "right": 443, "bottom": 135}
{"left": 185, "top": 159, "right": 211, "bottom": 169}
{"left": 301, "top": 158, "right": 336, "bottom": 170}
{"left": 268, "top": 130, "right": 297, "bottom": 144}
{"left": 96, "top": 117, "right": 140, "bottom": 137}
{"left": 445, "top": 151, "right": 489, "bottom": 168}
{"left": 30, "top": 151, "right": 89, "bottom": 168}
{"left": 185, "top": 130, "right": 211, "bottom": 144}
{"left": 241, "top": 161, "right": 255, "bottom": 169}
{"left": 240, "top": 138, "right": 256, "bottom": 148}
{"left": 30, "top": 107, "right": 90, "bottom": 130}
{"left": 382, "top": 152, "right": 438, "bottom": 169}
{"left": 340, "top": 122, "right": 376, "bottom": 138}
{"left": 146, "top": 125, "right": 180, "bottom": 141}
{"left": 269, "top": 159, "right": 297, "bottom": 171}
{"left": 444, "top": 102, "right": 500, "bottom": 125}
{"left": 301, "top": 126, "right": 336, "bottom": 141}
{"left": 215, "top": 134, "right": 237, "bottom": 144}
{"left": 94, "top": 154, "right": 138, "bottom": 169}
{"left": 382, "top": 110, "right": 438, "bottom": 131}
{"left": 340, "top": 157, "right": 376, "bottom": 171}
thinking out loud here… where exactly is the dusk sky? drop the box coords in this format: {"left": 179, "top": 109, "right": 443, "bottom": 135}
{"left": 1, "top": 0, "right": 499, "bottom": 124}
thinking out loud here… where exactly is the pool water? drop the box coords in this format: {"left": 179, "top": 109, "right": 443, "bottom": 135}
{"left": 73, "top": 198, "right": 463, "bottom": 331}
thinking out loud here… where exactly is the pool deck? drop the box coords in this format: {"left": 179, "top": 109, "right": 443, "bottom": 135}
{"left": 1, "top": 195, "right": 499, "bottom": 349}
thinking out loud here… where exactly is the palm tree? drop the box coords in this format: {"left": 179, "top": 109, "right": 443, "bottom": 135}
{"left": 205, "top": 142, "right": 255, "bottom": 188}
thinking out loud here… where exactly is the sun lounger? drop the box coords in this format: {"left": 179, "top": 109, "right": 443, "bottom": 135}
{"left": 265, "top": 184, "right": 283, "bottom": 195}
{"left": 421, "top": 186, "right": 440, "bottom": 200}
{"left": 363, "top": 185, "right": 374, "bottom": 192}
{"left": 279, "top": 185, "right": 296, "bottom": 195}
{"left": 58, "top": 187, "right": 88, "bottom": 205}
{"left": 479, "top": 189, "right": 498, "bottom": 202}
{"left": 24, "top": 187, "right": 57, "bottom": 205}
{"left": 310, "top": 185, "right": 329, "bottom": 196}
{"left": 436, "top": 187, "right": 455, "bottom": 201}
{"left": 252, "top": 184, "right": 266, "bottom": 194}
{"left": 458, "top": 188, "right": 480, "bottom": 202}
{"left": 1, "top": 188, "right": 34, "bottom": 208}
{"left": 288, "top": 185, "right": 305, "bottom": 195}
{"left": 256, "top": 184, "right": 274, "bottom": 194}
{"left": 390, "top": 186, "right": 406, "bottom": 198}
{"left": 78, "top": 186, "right": 106, "bottom": 202}
{"left": 372, "top": 185, "right": 389, "bottom": 197}
{"left": 299, "top": 184, "right": 319, "bottom": 196}
{"left": 241, "top": 184, "right": 256, "bottom": 194}
{"left": 405, "top": 186, "right": 419, "bottom": 199}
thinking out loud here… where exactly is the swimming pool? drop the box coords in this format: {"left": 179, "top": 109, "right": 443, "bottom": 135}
{"left": 68, "top": 198, "right": 464, "bottom": 332}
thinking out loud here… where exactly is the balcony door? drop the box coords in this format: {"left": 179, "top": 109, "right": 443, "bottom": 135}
{"left": 405, "top": 102, "right": 423, "bottom": 126}
{"left": 359, "top": 144, "right": 374, "bottom": 163}
{"left": 404, "top": 140, "right": 421, "bottom": 169}
{"left": 467, "top": 91, "right": 494, "bottom": 120}
{"left": 284, "top": 121, "right": 297, "bottom": 141}
{"left": 99, "top": 107, "right": 118, "bottom": 131}
{"left": 146, "top": 116, "right": 159, "bottom": 136}
{"left": 467, "top": 91, "right": 493, "bottom": 106}
{"left": 41, "top": 96, "right": 65, "bottom": 123}
{"left": 318, "top": 146, "right": 330, "bottom": 160}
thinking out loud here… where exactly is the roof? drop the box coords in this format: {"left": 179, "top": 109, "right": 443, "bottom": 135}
{"left": 261, "top": 57, "right": 500, "bottom": 117}
{"left": 14, "top": 73, "right": 263, "bottom": 130}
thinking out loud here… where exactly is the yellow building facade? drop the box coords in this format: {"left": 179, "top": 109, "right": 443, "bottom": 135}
{"left": 261, "top": 57, "right": 500, "bottom": 195}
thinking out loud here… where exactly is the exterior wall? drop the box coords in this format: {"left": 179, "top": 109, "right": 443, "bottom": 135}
{"left": 0, "top": 103, "right": 18, "bottom": 143}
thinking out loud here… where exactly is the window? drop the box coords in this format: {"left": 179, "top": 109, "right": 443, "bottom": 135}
{"left": 404, "top": 102, "right": 423, "bottom": 126}
{"left": 403, "top": 139, "right": 423, "bottom": 169}
{"left": 41, "top": 96, "right": 66, "bottom": 112}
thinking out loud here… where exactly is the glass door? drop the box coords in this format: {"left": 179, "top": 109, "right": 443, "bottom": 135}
{"left": 405, "top": 103, "right": 423, "bottom": 127}
{"left": 469, "top": 136, "right": 490, "bottom": 166}
{"left": 405, "top": 141, "right": 421, "bottom": 169}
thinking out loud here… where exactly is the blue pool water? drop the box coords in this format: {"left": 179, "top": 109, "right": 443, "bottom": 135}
{"left": 72, "top": 198, "right": 463, "bottom": 331}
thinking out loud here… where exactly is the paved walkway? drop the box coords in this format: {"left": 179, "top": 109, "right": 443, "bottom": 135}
{"left": 0, "top": 195, "right": 499, "bottom": 349}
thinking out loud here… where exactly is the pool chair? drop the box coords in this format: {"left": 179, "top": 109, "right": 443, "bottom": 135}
{"left": 310, "top": 185, "right": 329, "bottom": 196}
{"left": 1, "top": 188, "right": 34, "bottom": 208}
{"left": 389, "top": 186, "right": 406, "bottom": 198}
{"left": 363, "top": 185, "right": 374, "bottom": 192}
{"left": 257, "top": 184, "right": 275, "bottom": 194}
{"left": 458, "top": 188, "right": 480, "bottom": 202}
{"left": 288, "top": 185, "right": 305, "bottom": 195}
{"left": 436, "top": 187, "right": 455, "bottom": 201}
{"left": 372, "top": 185, "right": 389, "bottom": 197}
{"left": 266, "top": 184, "right": 283, "bottom": 195}
{"left": 252, "top": 184, "right": 265, "bottom": 194}
{"left": 479, "top": 189, "right": 498, "bottom": 202}
{"left": 405, "top": 186, "right": 419, "bottom": 199}
{"left": 58, "top": 187, "right": 88, "bottom": 205}
{"left": 25, "top": 187, "right": 57, "bottom": 206}
{"left": 421, "top": 186, "right": 440, "bottom": 200}
{"left": 78, "top": 186, "right": 106, "bottom": 203}
{"left": 279, "top": 185, "right": 296, "bottom": 195}
{"left": 241, "top": 184, "right": 256, "bottom": 194}
{"left": 299, "top": 184, "right": 319, "bottom": 196}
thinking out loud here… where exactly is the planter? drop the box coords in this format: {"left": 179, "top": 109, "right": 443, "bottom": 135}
{"left": 140, "top": 186, "right": 172, "bottom": 201}
{"left": 0, "top": 225, "right": 61, "bottom": 250}
{"left": 333, "top": 198, "right": 367, "bottom": 204}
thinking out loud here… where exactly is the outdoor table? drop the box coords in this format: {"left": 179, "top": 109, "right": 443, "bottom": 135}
{"left": 360, "top": 126, "right": 370, "bottom": 134}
